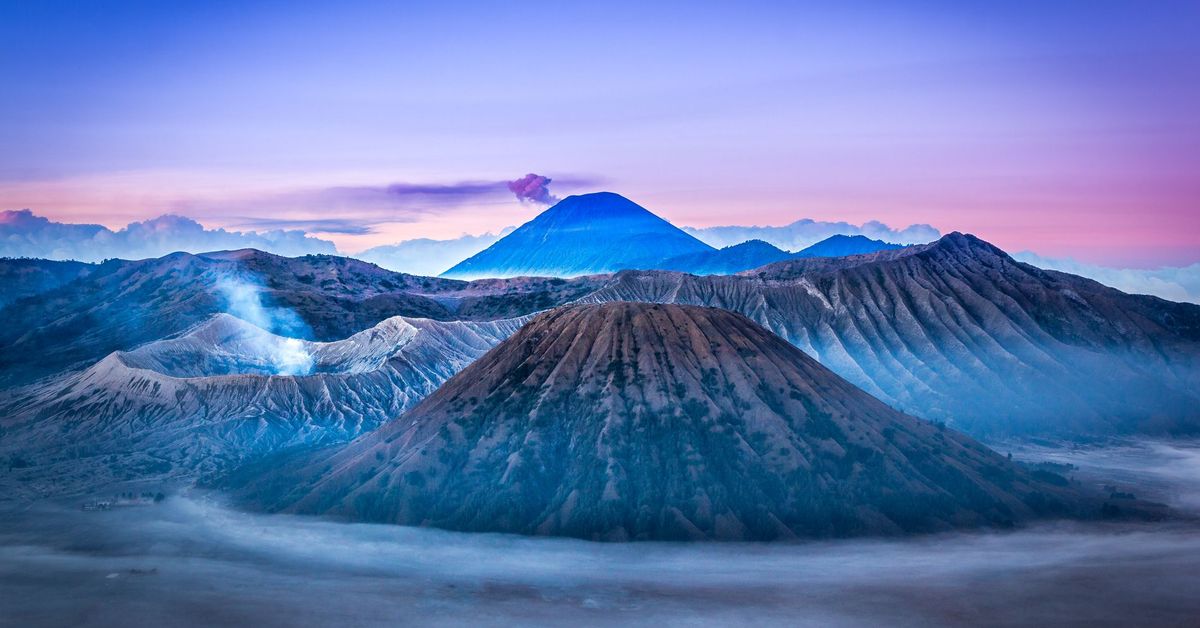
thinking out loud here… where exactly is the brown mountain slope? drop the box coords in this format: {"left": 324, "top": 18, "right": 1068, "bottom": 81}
{"left": 579, "top": 234, "right": 1200, "bottom": 436}
{"left": 235, "top": 303, "right": 1084, "bottom": 541}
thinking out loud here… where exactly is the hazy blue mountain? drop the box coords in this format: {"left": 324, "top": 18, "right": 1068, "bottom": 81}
{"left": 653, "top": 239, "right": 792, "bottom": 275}
{"left": 0, "top": 258, "right": 96, "bottom": 309}
{"left": 651, "top": 235, "right": 899, "bottom": 276}
{"left": 441, "top": 192, "right": 715, "bottom": 279}
{"left": 793, "top": 234, "right": 903, "bottom": 259}
{"left": 233, "top": 303, "right": 1086, "bottom": 541}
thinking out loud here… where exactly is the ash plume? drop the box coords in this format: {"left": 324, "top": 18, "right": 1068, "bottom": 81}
{"left": 507, "top": 173, "right": 557, "bottom": 205}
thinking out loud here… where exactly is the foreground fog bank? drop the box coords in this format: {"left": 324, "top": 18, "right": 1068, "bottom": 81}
{"left": 2, "top": 440, "right": 1199, "bottom": 627}
{"left": 1005, "top": 438, "right": 1200, "bottom": 515}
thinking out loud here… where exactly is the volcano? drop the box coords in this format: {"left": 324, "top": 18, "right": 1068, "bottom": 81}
{"left": 440, "top": 192, "right": 715, "bottom": 279}
{"left": 242, "top": 302, "right": 1081, "bottom": 540}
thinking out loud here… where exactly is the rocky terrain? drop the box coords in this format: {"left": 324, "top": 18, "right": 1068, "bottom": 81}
{"left": 233, "top": 303, "right": 1086, "bottom": 540}
{"left": 0, "top": 251, "right": 595, "bottom": 387}
{"left": 0, "top": 313, "right": 527, "bottom": 498}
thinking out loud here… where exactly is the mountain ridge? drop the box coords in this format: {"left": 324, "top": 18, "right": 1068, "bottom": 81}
{"left": 3, "top": 231, "right": 1197, "bottom": 438}
{"left": 581, "top": 232, "right": 1200, "bottom": 436}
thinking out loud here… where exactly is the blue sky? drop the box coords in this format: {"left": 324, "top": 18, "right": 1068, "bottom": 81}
{"left": 2, "top": 0, "right": 1198, "bottom": 265}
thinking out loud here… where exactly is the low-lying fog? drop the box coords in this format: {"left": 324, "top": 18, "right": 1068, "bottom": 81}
{"left": 2, "top": 440, "right": 1199, "bottom": 627}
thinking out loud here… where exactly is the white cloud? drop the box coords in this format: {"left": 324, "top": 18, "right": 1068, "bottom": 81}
{"left": 1014, "top": 252, "right": 1200, "bottom": 305}
{"left": 0, "top": 210, "right": 336, "bottom": 262}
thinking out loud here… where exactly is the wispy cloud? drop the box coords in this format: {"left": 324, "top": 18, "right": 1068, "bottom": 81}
{"left": 177, "top": 174, "right": 597, "bottom": 234}
{"left": 227, "top": 217, "right": 378, "bottom": 235}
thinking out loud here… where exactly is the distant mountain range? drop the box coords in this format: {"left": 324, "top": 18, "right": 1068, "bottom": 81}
{"left": 230, "top": 303, "right": 1085, "bottom": 540}
{"left": 683, "top": 218, "right": 941, "bottom": 251}
{"left": 442, "top": 192, "right": 717, "bottom": 279}
{"left": 0, "top": 313, "right": 526, "bottom": 497}
{"left": 792, "top": 234, "right": 904, "bottom": 258}
{"left": 651, "top": 235, "right": 903, "bottom": 275}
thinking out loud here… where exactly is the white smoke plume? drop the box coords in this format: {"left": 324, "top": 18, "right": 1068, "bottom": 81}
{"left": 214, "top": 276, "right": 314, "bottom": 375}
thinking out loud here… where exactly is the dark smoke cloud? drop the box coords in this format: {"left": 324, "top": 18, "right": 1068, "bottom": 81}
{"left": 507, "top": 173, "right": 558, "bottom": 205}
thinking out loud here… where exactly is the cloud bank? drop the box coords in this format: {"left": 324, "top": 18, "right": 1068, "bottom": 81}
{"left": 1, "top": 210, "right": 337, "bottom": 262}
{"left": 1014, "top": 252, "right": 1200, "bottom": 305}
{"left": 684, "top": 219, "right": 942, "bottom": 251}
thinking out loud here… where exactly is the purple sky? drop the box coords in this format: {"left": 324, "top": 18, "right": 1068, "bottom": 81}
{"left": 2, "top": 1, "right": 1198, "bottom": 267}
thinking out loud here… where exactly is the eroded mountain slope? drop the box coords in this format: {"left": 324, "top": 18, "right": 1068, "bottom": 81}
{"left": 579, "top": 234, "right": 1200, "bottom": 435}
{"left": 235, "top": 303, "right": 1085, "bottom": 540}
